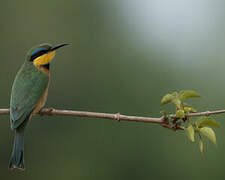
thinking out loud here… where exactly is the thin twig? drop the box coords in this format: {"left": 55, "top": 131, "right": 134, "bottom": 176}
{"left": 168, "top": 110, "right": 225, "bottom": 119}
{"left": 1, "top": 108, "right": 225, "bottom": 131}
{"left": 0, "top": 108, "right": 164, "bottom": 124}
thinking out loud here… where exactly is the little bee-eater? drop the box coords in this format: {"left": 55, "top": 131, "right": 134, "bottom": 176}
{"left": 9, "top": 43, "right": 68, "bottom": 170}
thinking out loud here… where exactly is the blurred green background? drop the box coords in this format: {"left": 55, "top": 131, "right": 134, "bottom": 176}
{"left": 1, "top": 0, "right": 225, "bottom": 179}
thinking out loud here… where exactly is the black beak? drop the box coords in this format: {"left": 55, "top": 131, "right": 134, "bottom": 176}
{"left": 50, "top": 43, "right": 69, "bottom": 51}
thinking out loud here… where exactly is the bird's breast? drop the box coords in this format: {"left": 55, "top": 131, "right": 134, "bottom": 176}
{"left": 32, "top": 81, "right": 50, "bottom": 114}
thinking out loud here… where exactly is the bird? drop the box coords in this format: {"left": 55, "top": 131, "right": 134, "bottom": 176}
{"left": 9, "top": 43, "right": 68, "bottom": 170}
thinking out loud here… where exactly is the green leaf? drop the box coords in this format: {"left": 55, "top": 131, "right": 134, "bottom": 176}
{"left": 182, "top": 103, "right": 189, "bottom": 107}
{"left": 178, "top": 90, "right": 200, "bottom": 100}
{"left": 199, "top": 118, "right": 220, "bottom": 128}
{"left": 172, "top": 98, "right": 182, "bottom": 109}
{"left": 185, "top": 125, "right": 195, "bottom": 142}
{"left": 199, "top": 138, "right": 203, "bottom": 152}
{"left": 189, "top": 107, "right": 197, "bottom": 113}
{"left": 183, "top": 107, "right": 197, "bottom": 113}
{"left": 176, "top": 110, "right": 185, "bottom": 118}
{"left": 199, "top": 127, "right": 216, "bottom": 144}
{"left": 161, "top": 94, "right": 174, "bottom": 105}
{"left": 171, "top": 91, "right": 178, "bottom": 97}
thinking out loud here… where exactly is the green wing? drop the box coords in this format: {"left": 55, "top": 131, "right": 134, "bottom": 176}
{"left": 10, "top": 61, "right": 49, "bottom": 130}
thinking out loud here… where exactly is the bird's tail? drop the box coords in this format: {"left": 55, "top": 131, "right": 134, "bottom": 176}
{"left": 9, "top": 128, "right": 25, "bottom": 170}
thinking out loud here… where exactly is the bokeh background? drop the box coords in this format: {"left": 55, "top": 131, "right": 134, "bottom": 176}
{"left": 1, "top": 0, "right": 225, "bottom": 179}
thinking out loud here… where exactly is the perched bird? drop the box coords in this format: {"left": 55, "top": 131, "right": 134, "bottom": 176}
{"left": 9, "top": 43, "right": 68, "bottom": 170}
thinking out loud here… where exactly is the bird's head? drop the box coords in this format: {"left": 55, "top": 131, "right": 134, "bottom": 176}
{"left": 26, "top": 43, "right": 68, "bottom": 67}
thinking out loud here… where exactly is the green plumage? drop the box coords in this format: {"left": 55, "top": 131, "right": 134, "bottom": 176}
{"left": 9, "top": 53, "right": 49, "bottom": 170}
{"left": 10, "top": 61, "right": 49, "bottom": 128}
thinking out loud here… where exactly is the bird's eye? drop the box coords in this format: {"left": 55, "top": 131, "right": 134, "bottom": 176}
{"left": 30, "top": 48, "right": 48, "bottom": 61}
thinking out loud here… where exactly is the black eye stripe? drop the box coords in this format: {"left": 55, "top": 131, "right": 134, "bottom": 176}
{"left": 30, "top": 50, "right": 49, "bottom": 61}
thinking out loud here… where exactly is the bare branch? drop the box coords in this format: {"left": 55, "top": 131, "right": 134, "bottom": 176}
{"left": 1, "top": 108, "right": 225, "bottom": 131}
{"left": 1, "top": 108, "right": 164, "bottom": 124}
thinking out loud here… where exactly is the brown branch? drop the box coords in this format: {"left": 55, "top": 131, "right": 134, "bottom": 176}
{"left": 1, "top": 108, "right": 225, "bottom": 131}
{"left": 0, "top": 108, "right": 164, "bottom": 123}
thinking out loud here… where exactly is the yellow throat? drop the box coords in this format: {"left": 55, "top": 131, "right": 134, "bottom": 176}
{"left": 33, "top": 51, "right": 56, "bottom": 67}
